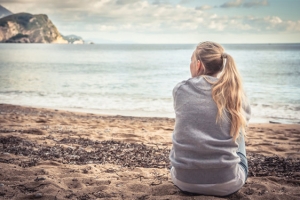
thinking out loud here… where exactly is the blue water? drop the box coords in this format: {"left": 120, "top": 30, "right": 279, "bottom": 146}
{"left": 0, "top": 43, "right": 299, "bottom": 123}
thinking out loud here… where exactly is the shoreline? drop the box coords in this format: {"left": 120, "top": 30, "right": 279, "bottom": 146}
{"left": 1, "top": 103, "right": 299, "bottom": 125}
{"left": 0, "top": 103, "right": 300, "bottom": 199}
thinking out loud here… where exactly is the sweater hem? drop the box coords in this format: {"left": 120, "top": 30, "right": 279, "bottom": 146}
{"left": 173, "top": 164, "right": 239, "bottom": 184}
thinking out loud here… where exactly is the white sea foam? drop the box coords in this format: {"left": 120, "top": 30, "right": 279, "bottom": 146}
{"left": 0, "top": 44, "right": 299, "bottom": 123}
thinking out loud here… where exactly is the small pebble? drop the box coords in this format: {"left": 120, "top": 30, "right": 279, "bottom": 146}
{"left": 34, "top": 193, "right": 43, "bottom": 198}
{"left": 0, "top": 183, "right": 4, "bottom": 187}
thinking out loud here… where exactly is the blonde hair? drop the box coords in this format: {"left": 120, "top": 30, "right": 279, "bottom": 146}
{"left": 195, "top": 41, "right": 247, "bottom": 140}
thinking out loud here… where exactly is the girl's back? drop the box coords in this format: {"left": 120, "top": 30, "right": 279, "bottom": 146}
{"left": 169, "top": 41, "right": 251, "bottom": 196}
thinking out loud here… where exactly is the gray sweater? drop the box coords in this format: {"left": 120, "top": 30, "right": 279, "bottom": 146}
{"left": 169, "top": 76, "right": 251, "bottom": 184}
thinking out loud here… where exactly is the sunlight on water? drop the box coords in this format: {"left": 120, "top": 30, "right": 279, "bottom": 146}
{"left": 0, "top": 44, "right": 299, "bottom": 123}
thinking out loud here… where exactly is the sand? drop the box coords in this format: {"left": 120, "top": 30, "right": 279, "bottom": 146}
{"left": 0, "top": 103, "right": 299, "bottom": 200}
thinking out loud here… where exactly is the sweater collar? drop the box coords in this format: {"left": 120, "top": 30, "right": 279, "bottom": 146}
{"left": 190, "top": 75, "right": 219, "bottom": 90}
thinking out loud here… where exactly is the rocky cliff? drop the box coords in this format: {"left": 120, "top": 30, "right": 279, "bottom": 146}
{"left": 0, "top": 5, "right": 13, "bottom": 18}
{"left": 0, "top": 13, "right": 68, "bottom": 43}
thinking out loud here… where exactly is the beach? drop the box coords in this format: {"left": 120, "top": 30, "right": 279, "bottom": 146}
{"left": 0, "top": 104, "right": 299, "bottom": 200}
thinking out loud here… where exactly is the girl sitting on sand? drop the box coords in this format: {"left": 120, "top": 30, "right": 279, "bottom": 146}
{"left": 169, "top": 41, "right": 251, "bottom": 196}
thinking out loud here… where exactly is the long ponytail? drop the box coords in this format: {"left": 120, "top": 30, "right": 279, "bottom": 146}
{"left": 195, "top": 42, "right": 247, "bottom": 140}
{"left": 212, "top": 54, "right": 247, "bottom": 140}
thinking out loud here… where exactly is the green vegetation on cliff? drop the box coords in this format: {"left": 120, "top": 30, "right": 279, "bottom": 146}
{"left": 0, "top": 13, "right": 49, "bottom": 30}
{"left": 8, "top": 33, "right": 29, "bottom": 40}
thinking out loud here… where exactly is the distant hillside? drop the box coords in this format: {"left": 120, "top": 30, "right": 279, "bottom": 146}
{"left": 0, "top": 12, "right": 67, "bottom": 43}
{"left": 63, "top": 34, "right": 84, "bottom": 44}
{"left": 0, "top": 5, "right": 13, "bottom": 18}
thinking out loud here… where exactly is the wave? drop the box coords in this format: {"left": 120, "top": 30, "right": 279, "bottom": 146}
{"left": 0, "top": 92, "right": 299, "bottom": 122}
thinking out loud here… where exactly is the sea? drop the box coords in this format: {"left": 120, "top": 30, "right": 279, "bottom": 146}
{"left": 0, "top": 43, "right": 299, "bottom": 124}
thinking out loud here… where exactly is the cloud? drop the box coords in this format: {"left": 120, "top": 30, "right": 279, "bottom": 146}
{"left": 220, "top": 0, "right": 243, "bottom": 8}
{"left": 195, "top": 5, "right": 212, "bottom": 10}
{"left": 220, "top": 0, "right": 269, "bottom": 8}
{"left": 179, "top": 0, "right": 193, "bottom": 4}
{"left": 116, "top": 0, "right": 140, "bottom": 5}
{"left": 152, "top": 0, "right": 170, "bottom": 5}
{"left": 243, "top": 0, "right": 268, "bottom": 7}
{"left": 243, "top": 16, "right": 300, "bottom": 32}
{"left": 0, "top": 0, "right": 298, "bottom": 38}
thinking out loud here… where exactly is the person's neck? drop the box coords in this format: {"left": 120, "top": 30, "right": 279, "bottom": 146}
{"left": 201, "top": 73, "right": 218, "bottom": 78}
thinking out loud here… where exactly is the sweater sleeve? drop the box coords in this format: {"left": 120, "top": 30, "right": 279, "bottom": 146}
{"left": 172, "top": 80, "right": 186, "bottom": 110}
{"left": 242, "top": 96, "right": 251, "bottom": 124}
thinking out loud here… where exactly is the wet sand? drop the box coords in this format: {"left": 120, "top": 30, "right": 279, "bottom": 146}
{"left": 0, "top": 104, "right": 299, "bottom": 199}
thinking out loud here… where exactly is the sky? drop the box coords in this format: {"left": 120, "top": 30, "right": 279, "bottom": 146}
{"left": 0, "top": 0, "right": 300, "bottom": 44}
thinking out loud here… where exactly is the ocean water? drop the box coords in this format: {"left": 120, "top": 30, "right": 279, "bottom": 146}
{"left": 0, "top": 43, "right": 299, "bottom": 124}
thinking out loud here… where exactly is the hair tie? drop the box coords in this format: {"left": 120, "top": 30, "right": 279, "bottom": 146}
{"left": 221, "top": 52, "right": 227, "bottom": 59}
